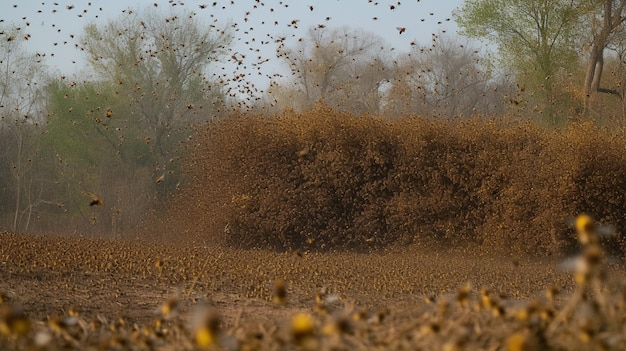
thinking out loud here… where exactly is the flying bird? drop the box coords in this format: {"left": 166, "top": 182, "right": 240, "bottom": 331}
{"left": 396, "top": 27, "right": 406, "bottom": 34}
{"left": 85, "top": 192, "right": 103, "bottom": 206}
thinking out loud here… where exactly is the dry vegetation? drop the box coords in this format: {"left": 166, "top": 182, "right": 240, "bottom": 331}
{"left": 3, "top": 110, "right": 626, "bottom": 350}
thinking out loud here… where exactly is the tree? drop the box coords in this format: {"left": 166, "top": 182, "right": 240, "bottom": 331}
{"left": 0, "top": 25, "right": 50, "bottom": 233}
{"left": 455, "top": 0, "right": 593, "bottom": 123}
{"left": 41, "top": 80, "right": 155, "bottom": 236}
{"left": 80, "top": 9, "right": 234, "bottom": 171}
{"left": 384, "top": 34, "right": 512, "bottom": 118}
{"left": 582, "top": 0, "right": 626, "bottom": 116}
{"left": 276, "top": 26, "right": 391, "bottom": 114}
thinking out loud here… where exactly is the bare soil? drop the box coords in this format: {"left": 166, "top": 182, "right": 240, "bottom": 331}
{"left": 1, "top": 231, "right": 625, "bottom": 350}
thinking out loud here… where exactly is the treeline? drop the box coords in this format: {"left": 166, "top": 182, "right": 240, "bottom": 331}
{"left": 0, "top": 10, "right": 232, "bottom": 236}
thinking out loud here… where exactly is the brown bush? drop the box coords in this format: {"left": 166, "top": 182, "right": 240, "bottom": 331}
{"left": 165, "top": 107, "right": 626, "bottom": 256}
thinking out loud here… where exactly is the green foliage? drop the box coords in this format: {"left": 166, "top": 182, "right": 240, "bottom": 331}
{"left": 81, "top": 9, "right": 233, "bottom": 161}
{"left": 170, "top": 107, "right": 626, "bottom": 256}
{"left": 455, "top": 0, "right": 587, "bottom": 72}
{"left": 1, "top": 8, "right": 235, "bottom": 236}
{"left": 39, "top": 80, "right": 157, "bottom": 234}
{"left": 43, "top": 81, "right": 154, "bottom": 169}
{"left": 455, "top": 0, "right": 593, "bottom": 122}
{"left": 44, "top": 82, "right": 103, "bottom": 167}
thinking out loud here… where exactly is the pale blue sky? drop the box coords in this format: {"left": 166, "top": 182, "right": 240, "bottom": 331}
{"left": 3, "top": 0, "right": 466, "bottom": 93}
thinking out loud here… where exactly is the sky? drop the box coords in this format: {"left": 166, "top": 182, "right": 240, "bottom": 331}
{"left": 2, "top": 0, "right": 466, "bottom": 95}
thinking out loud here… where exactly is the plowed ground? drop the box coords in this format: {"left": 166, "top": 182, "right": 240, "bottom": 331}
{"left": 1, "top": 231, "right": 625, "bottom": 350}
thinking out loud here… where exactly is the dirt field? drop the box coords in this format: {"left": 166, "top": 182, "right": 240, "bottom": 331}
{"left": 1, "top": 231, "right": 625, "bottom": 350}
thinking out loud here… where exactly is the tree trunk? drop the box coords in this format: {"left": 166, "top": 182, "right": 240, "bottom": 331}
{"left": 584, "top": 45, "right": 603, "bottom": 116}
{"left": 583, "top": 0, "right": 626, "bottom": 116}
{"left": 12, "top": 132, "right": 23, "bottom": 232}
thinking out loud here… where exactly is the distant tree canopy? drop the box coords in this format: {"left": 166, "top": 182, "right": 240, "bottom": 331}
{"left": 0, "top": 25, "right": 49, "bottom": 233}
{"left": 455, "top": 0, "right": 626, "bottom": 124}
{"left": 384, "top": 34, "right": 512, "bottom": 118}
{"left": 74, "top": 8, "right": 236, "bottom": 214}
{"left": 40, "top": 80, "right": 156, "bottom": 236}
{"left": 455, "top": 0, "right": 593, "bottom": 123}
{"left": 0, "top": 9, "right": 238, "bottom": 236}
{"left": 80, "top": 8, "right": 234, "bottom": 161}
{"left": 274, "top": 26, "right": 391, "bottom": 114}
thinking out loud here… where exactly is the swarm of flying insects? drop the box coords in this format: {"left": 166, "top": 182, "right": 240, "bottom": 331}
{"left": 2, "top": 1, "right": 626, "bottom": 350}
